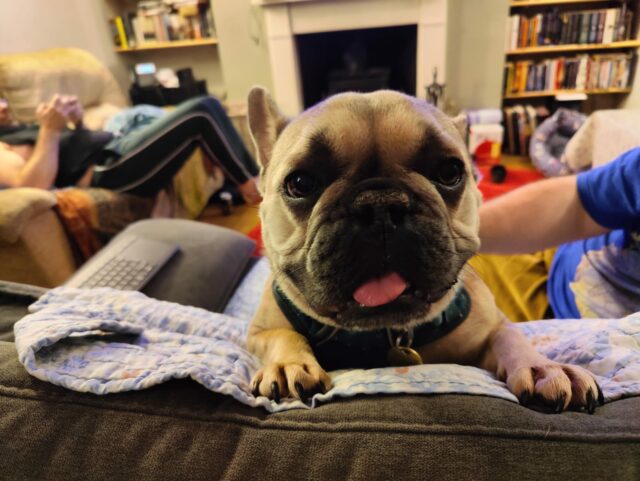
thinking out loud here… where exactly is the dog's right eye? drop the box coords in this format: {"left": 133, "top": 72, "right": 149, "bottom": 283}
{"left": 284, "top": 171, "right": 319, "bottom": 198}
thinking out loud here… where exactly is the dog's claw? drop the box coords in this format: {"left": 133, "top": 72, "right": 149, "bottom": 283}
{"left": 295, "top": 382, "right": 305, "bottom": 399}
{"left": 554, "top": 394, "right": 566, "bottom": 414}
{"left": 251, "top": 380, "right": 260, "bottom": 397}
{"left": 586, "top": 390, "right": 597, "bottom": 414}
{"left": 271, "top": 381, "right": 281, "bottom": 403}
{"left": 596, "top": 384, "right": 605, "bottom": 406}
{"left": 518, "top": 389, "right": 531, "bottom": 406}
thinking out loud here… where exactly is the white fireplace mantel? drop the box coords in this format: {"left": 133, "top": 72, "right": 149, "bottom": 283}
{"left": 254, "top": 0, "right": 449, "bottom": 115}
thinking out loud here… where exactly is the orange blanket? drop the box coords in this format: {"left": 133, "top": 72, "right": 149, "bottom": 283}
{"left": 53, "top": 188, "right": 153, "bottom": 261}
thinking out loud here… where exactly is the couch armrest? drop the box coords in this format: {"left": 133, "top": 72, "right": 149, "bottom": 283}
{"left": 0, "top": 188, "right": 57, "bottom": 243}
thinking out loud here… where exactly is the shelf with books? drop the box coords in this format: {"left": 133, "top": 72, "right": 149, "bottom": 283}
{"left": 502, "top": 0, "right": 639, "bottom": 107}
{"left": 510, "top": 0, "right": 625, "bottom": 7}
{"left": 108, "top": 0, "right": 217, "bottom": 53}
{"left": 115, "top": 38, "right": 218, "bottom": 53}
{"left": 504, "top": 87, "right": 632, "bottom": 98}
{"left": 507, "top": 39, "right": 640, "bottom": 55}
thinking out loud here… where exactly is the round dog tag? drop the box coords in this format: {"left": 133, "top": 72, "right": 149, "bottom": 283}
{"left": 387, "top": 346, "right": 423, "bottom": 367}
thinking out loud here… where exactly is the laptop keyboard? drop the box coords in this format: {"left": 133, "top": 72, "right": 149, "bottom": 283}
{"left": 77, "top": 258, "right": 156, "bottom": 291}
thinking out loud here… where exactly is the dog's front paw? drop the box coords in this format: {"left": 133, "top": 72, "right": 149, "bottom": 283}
{"left": 507, "top": 362, "right": 603, "bottom": 414}
{"left": 251, "top": 362, "right": 332, "bottom": 402}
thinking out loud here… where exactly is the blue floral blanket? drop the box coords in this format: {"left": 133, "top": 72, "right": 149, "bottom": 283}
{"left": 13, "top": 259, "right": 640, "bottom": 413}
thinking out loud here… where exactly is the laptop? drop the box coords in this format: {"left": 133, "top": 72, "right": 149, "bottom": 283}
{"left": 66, "top": 235, "right": 179, "bottom": 291}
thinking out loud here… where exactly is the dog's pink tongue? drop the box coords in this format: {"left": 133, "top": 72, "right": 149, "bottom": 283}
{"left": 353, "top": 272, "right": 408, "bottom": 307}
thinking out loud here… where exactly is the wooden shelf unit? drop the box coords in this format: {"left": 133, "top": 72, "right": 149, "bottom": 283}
{"left": 502, "top": 0, "right": 640, "bottom": 104}
{"left": 510, "top": 0, "right": 626, "bottom": 7}
{"left": 115, "top": 38, "right": 218, "bottom": 53}
{"left": 504, "top": 87, "right": 632, "bottom": 98}
{"left": 507, "top": 39, "right": 640, "bottom": 54}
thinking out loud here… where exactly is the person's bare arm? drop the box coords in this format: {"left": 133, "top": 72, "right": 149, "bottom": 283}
{"left": 479, "top": 175, "right": 610, "bottom": 254}
{"left": 0, "top": 96, "right": 70, "bottom": 189}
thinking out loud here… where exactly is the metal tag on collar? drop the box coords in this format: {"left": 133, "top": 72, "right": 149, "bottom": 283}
{"left": 386, "top": 328, "right": 423, "bottom": 367}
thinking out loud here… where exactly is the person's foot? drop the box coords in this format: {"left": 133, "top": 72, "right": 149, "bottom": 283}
{"left": 239, "top": 177, "right": 262, "bottom": 205}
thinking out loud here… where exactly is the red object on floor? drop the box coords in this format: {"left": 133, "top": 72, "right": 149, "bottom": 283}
{"left": 477, "top": 165, "right": 544, "bottom": 201}
{"left": 247, "top": 224, "right": 264, "bottom": 257}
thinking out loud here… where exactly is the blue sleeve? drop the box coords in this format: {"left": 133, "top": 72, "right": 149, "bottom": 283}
{"left": 577, "top": 147, "right": 640, "bottom": 231}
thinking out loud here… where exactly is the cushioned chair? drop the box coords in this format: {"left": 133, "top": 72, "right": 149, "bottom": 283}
{"left": 0, "top": 48, "right": 251, "bottom": 287}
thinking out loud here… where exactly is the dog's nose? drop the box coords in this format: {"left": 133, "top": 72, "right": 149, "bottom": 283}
{"left": 353, "top": 189, "right": 410, "bottom": 228}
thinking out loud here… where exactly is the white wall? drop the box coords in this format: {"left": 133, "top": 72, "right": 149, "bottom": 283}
{"left": 0, "top": 0, "right": 230, "bottom": 101}
{"left": 212, "top": 0, "right": 273, "bottom": 104}
{"left": 0, "top": 0, "right": 130, "bottom": 91}
{"left": 623, "top": 60, "right": 640, "bottom": 109}
{"left": 446, "top": 0, "right": 510, "bottom": 112}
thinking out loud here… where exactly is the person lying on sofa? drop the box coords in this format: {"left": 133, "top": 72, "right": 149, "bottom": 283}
{"left": 473, "top": 146, "right": 640, "bottom": 322}
{"left": 0, "top": 94, "right": 261, "bottom": 204}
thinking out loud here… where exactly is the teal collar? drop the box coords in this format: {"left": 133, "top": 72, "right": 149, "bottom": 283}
{"left": 272, "top": 282, "right": 471, "bottom": 370}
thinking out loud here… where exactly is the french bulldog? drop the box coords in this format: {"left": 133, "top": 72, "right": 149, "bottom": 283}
{"left": 245, "top": 87, "right": 602, "bottom": 413}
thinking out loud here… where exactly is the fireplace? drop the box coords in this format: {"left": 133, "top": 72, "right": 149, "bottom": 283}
{"left": 296, "top": 25, "right": 417, "bottom": 108}
{"left": 255, "top": 0, "right": 449, "bottom": 115}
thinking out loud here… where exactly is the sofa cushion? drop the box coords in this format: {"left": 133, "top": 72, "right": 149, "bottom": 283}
{"left": 0, "top": 48, "right": 126, "bottom": 123}
{"left": 0, "top": 340, "right": 638, "bottom": 481}
{"left": 0, "top": 188, "right": 57, "bottom": 243}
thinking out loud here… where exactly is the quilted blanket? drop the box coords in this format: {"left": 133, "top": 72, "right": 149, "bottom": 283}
{"left": 13, "top": 259, "right": 640, "bottom": 413}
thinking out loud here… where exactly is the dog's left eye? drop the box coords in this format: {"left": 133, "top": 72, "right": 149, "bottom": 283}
{"left": 434, "top": 159, "right": 464, "bottom": 187}
{"left": 284, "top": 171, "right": 319, "bottom": 198}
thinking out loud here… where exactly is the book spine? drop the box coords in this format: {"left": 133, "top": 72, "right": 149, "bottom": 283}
{"left": 123, "top": 13, "right": 137, "bottom": 48}
{"left": 579, "top": 12, "right": 590, "bottom": 44}
{"left": 603, "top": 9, "right": 617, "bottom": 44}
{"left": 511, "top": 15, "right": 520, "bottom": 51}
{"left": 114, "top": 16, "right": 129, "bottom": 49}
{"left": 506, "top": 15, "right": 514, "bottom": 51}
{"left": 108, "top": 19, "right": 121, "bottom": 47}
{"left": 132, "top": 17, "right": 145, "bottom": 46}
{"left": 589, "top": 12, "right": 598, "bottom": 44}
{"left": 569, "top": 14, "right": 579, "bottom": 44}
{"left": 596, "top": 11, "right": 605, "bottom": 44}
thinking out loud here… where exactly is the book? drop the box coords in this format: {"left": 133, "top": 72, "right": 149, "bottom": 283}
{"left": 588, "top": 12, "right": 598, "bottom": 44}
{"left": 570, "top": 14, "right": 580, "bottom": 44}
{"left": 108, "top": 19, "right": 122, "bottom": 47}
{"left": 596, "top": 11, "right": 605, "bottom": 44}
{"left": 603, "top": 9, "right": 618, "bottom": 44}
{"left": 579, "top": 12, "right": 590, "bottom": 44}
{"left": 123, "top": 13, "right": 137, "bottom": 48}
{"left": 132, "top": 16, "right": 145, "bottom": 46}
{"left": 114, "top": 16, "right": 129, "bottom": 49}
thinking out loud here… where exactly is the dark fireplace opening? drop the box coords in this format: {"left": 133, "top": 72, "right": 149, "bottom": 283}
{"left": 296, "top": 25, "right": 417, "bottom": 108}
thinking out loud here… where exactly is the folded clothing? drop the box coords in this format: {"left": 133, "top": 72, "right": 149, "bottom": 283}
{"left": 13, "top": 259, "right": 640, "bottom": 412}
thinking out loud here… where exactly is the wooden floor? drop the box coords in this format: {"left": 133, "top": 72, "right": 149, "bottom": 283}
{"left": 500, "top": 154, "right": 535, "bottom": 169}
{"left": 198, "top": 203, "right": 260, "bottom": 234}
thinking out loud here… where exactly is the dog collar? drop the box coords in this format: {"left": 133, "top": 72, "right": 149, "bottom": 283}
{"left": 272, "top": 282, "right": 471, "bottom": 370}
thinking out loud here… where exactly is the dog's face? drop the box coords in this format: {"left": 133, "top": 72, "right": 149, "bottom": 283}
{"left": 248, "top": 88, "right": 481, "bottom": 330}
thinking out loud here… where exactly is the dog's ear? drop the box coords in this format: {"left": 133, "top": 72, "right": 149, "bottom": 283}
{"left": 451, "top": 114, "right": 467, "bottom": 140}
{"left": 248, "top": 86, "right": 289, "bottom": 169}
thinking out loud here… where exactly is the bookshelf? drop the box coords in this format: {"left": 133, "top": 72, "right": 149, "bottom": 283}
{"left": 506, "top": 38, "right": 640, "bottom": 54}
{"left": 106, "top": 0, "right": 217, "bottom": 53}
{"left": 501, "top": 0, "right": 640, "bottom": 156}
{"left": 115, "top": 38, "right": 218, "bottom": 53}
{"left": 504, "top": 86, "right": 631, "bottom": 98}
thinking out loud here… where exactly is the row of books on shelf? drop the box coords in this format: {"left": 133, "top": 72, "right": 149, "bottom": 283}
{"left": 109, "top": 0, "right": 215, "bottom": 49}
{"left": 502, "top": 105, "right": 548, "bottom": 156}
{"left": 505, "top": 6, "right": 634, "bottom": 50}
{"left": 504, "top": 53, "right": 633, "bottom": 94}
